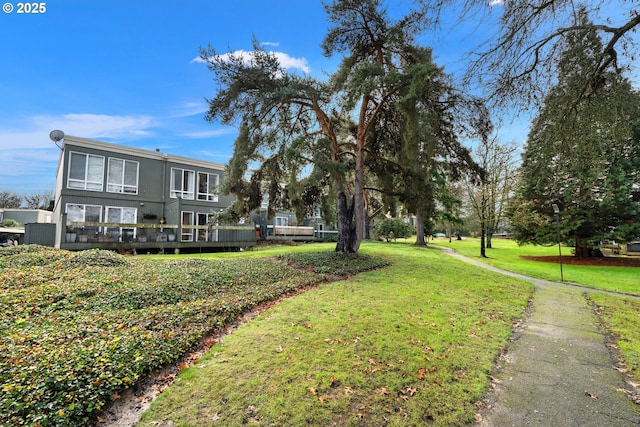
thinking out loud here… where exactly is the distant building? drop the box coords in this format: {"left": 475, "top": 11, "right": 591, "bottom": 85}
{"left": 0, "top": 208, "right": 53, "bottom": 245}
{"left": 50, "top": 134, "right": 255, "bottom": 252}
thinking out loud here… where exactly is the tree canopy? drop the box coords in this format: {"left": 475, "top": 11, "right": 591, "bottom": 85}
{"left": 509, "top": 11, "right": 640, "bottom": 255}
{"left": 201, "top": 0, "right": 483, "bottom": 253}
{"left": 416, "top": 0, "right": 640, "bottom": 110}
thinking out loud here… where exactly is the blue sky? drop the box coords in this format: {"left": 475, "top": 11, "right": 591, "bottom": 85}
{"left": 0, "top": 0, "right": 525, "bottom": 195}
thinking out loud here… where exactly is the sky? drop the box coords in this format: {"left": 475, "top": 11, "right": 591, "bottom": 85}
{"left": 0, "top": 0, "right": 524, "bottom": 195}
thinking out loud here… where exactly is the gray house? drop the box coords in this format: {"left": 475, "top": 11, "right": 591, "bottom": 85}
{"left": 52, "top": 134, "right": 255, "bottom": 252}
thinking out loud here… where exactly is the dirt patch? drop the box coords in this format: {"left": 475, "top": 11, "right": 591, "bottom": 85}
{"left": 521, "top": 255, "right": 640, "bottom": 267}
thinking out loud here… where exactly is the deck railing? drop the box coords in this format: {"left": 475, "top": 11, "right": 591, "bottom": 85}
{"left": 65, "top": 221, "right": 256, "bottom": 245}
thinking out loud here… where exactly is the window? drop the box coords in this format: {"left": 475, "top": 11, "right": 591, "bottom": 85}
{"left": 275, "top": 216, "right": 289, "bottom": 226}
{"left": 196, "top": 213, "right": 216, "bottom": 242}
{"left": 181, "top": 211, "right": 194, "bottom": 241}
{"left": 107, "top": 158, "right": 139, "bottom": 194}
{"left": 197, "top": 172, "right": 219, "bottom": 201}
{"left": 66, "top": 204, "right": 102, "bottom": 223}
{"left": 68, "top": 152, "right": 104, "bottom": 191}
{"left": 105, "top": 206, "right": 137, "bottom": 242}
{"left": 170, "top": 168, "right": 195, "bottom": 199}
{"left": 66, "top": 204, "right": 101, "bottom": 236}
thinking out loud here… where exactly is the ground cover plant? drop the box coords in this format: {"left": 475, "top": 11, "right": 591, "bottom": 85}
{"left": 434, "top": 237, "right": 640, "bottom": 295}
{"left": 0, "top": 245, "right": 388, "bottom": 426}
{"left": 139, "top": 242, "right": 534, "bottom": 426}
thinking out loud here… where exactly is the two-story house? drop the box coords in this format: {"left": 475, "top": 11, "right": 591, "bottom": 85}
{"left": 52, "top": 133, "right": 256, "bottom": 252}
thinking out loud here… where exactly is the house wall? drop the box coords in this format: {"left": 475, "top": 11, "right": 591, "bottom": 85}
{"left": 54, "top": 135, "right": 250, "bottom": 250}
{"left": 1, "top": 209, "right": 53, "bottom": 225}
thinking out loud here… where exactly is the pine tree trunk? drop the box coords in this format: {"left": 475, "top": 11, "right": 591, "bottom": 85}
{"left": 335, "top": 191, "right": 357, "bottom": 253}
{"left": 574, "top": 244, "right": 604, "bottom": 258}
{"left": 414, "top": 212, "right": 426, "bottom": 246}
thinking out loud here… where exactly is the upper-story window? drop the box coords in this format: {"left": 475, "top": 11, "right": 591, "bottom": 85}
{"left": 170, "top": 168, "right": 195, "bottom": 199}
{"left": 197, "top": 172, "right": 219, "bottom": 202}
{"left": 68, "top": 152, "right": 104, "bottom": 191}
{"left": 107, "top": 158, "right": 139, "bottom": 194}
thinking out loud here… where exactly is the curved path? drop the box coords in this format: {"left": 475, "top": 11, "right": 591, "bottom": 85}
{"left": 439, "top": 247, "right": 640, "bottom": 426}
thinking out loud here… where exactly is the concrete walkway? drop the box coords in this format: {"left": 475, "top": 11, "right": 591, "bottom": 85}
{"left": 440, "top": 248, "right": 640, "bottom": 426}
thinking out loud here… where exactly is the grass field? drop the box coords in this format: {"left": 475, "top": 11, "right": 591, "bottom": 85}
{"left": 139, "top": 242, "right": 533, "bottom": 426}
{"left": 433, "top": 237, "right": 639, "bottom": 296}
{"left": 3, "top": 239, "right": 638, "bottom": 426}
{"left": 434, "top": 237, "right": 640, "bottom": 385}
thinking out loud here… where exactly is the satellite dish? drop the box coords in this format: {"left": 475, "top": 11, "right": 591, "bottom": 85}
{"left": 49, "top": 129, "right": 65, "bottom": 142}
{"left": 49, "top": 130, "right": 65, "bottom": 149}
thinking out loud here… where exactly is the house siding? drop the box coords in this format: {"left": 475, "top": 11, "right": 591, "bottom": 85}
{"left": 53, "top": 135, "right": 254, "bottom": 251}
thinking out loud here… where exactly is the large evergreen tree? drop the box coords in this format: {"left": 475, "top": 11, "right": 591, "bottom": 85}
{"left": 203, "top": 0, "right": 481, "bottom": 253}
{"left": 510, "top": 10, "right": 640, "bottom": 256}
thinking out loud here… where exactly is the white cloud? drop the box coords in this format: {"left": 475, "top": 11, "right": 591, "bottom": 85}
{"left": 261, "top": 41, "right": 280, "bottom": 47}
{"left": 179, "top": 128, "right": 237, "bottom": 139}
{"left": 489, "top": 0, "right": 504, "bottom": 6}
{"left": 0, "top": 113, "right": 156, "bottom": 192}
{"left": 271, "top": 52, "right": 311, "bottom": 74}
{"left": 192, "top": 49, "right": 311, "bottom": 74}
{"left": 30, "top": 113, "right": 156, "bottom": 139}
{"left": 171, "top": 100, "right": 209, "bottom": 118}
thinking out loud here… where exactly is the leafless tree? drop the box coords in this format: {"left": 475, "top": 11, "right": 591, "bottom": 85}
{"left": 418, "top": 0, "right": 640, "bottom": 109}
{"left": 465, "top": 135, "right": 518, "bottom": 256}
{"left": 0, "top": 191, "right": 22, "bottom": 208}
{"left": 23, "top": 189, "right": 54, "bottom": 209}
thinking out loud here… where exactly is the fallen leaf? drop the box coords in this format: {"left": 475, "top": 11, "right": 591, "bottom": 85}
{"left": 376, "top": 387, "right": 389, "bottom": 396}
{"left": 307, "top": 387, "right": 317, "bottom": 395}
{"left": 584, "top": 390, "right": 598, "bottom": 399}
{"left": 329, "top": 375, "right": 339, "bottom": 387}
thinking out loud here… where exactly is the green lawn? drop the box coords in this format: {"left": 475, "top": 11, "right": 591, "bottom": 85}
{"left": 434, "top": 237, "right": 639, "bottom": 296}
{"left": 140, "top": 242, "right": 533, "bottom": 426}
{"left": 4, "top": 240, "right": 638, "bottom": 426}
{"left": 434, "top": 237, "right": 640, "bottom": 393}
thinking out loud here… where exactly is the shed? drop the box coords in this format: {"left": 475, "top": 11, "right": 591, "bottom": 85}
{"left": 626, "top": 241, "right": 640, "bottom": 256}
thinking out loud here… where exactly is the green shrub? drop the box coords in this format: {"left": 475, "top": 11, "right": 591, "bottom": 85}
{"left": 373, "top": 217, "right": 414, "bottom": 242}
